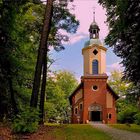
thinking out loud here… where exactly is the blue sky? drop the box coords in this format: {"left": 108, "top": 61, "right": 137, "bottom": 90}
{"left": 50, "top": 0, "right": 122, "bottom": 81}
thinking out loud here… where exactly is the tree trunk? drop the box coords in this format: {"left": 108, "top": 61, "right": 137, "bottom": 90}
{"left": 39, "top": 49, "right": 47, "bottom": 124}
{"left": 30, "top": 0, "right": 53, "bottom": 107}
{"left": 6, "top": 62, "right": 18, "bottom": 115}
{"left": 8, "top": 76, "right": 18, "bottom": 114}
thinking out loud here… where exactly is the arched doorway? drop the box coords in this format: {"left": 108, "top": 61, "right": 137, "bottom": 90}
{"left": 88, "top": 104, "right": 102, "bottom": 122}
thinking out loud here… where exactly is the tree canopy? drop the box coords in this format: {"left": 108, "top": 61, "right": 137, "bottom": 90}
{"left": 46, "top": 70, "right": 78, "bottom": 123}
{"left": 98, "top": 0, "right": 140, "bottom": 84}
{"left": 108, "top": 70, "right": 140, "bottom": 123}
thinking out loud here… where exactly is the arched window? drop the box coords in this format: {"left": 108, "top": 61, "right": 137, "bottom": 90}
{"left": 92, "top": 60, "right": 98, "bottom": 74}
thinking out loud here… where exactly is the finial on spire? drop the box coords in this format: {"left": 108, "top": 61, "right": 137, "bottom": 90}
{"left": 89, "top": 7, "right": 100, "bottom": 39}
{"left": 93, "top": 7, "right": 96, "bottom": 22}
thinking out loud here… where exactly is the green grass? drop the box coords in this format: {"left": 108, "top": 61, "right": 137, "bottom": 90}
{"left": 109, "top": 124, "right": 140, "bottom": 133}
{"left": 45, "top": 124, "right": 111, "bottom": 140}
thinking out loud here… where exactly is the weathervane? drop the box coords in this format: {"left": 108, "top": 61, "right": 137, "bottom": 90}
{"left": 93, "top": 6, "right": 96, "bottom": 22}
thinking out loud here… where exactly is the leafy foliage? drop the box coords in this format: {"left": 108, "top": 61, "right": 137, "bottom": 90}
{"left": 12, "top": 107, "right": 39, "bottom": 133}
{"left": 0, "top": 0, "right": 43, "bottom": 119}
{"left": 108, "top": 70, "right": 131, "bottom": 97}
{"left": 134, "top": 113, "right": 140, "bottom": 125}
{"left": 126, "top": 85, "right": 140, "bottom": 106}
{"left": 118, "top": 105, "right": 138, "bottom": 123}
{"left": 0, "top": 0, "right": 79, "bottom": 121}
{"left": 108, "top": 70, "right": 140, "bottom": 124}
{"left": 98, "top": 0, "right": 140, "bottom": 84}
{"left": 45, "top": 71, "right": 78, "bottom": 123}
{"left": 50, "top": 4, "right": 79, "bottom": 51}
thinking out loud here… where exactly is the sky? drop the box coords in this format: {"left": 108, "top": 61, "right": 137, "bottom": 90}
{"left": 51, "top": 0, "right": 122, "bottom": 82}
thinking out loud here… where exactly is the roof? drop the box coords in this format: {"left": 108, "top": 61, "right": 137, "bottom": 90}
{"left": 84, "top": 38, "right": 102, "bottom": 47}
{"left": 69, "top": 82, "right": 119, "bottom": 105}
{"left": 89, "top": 21, "right": 100, "bottom": 30}
{"left": 69, "top": 82, "right": 83, "bottom": 105}
{"left": 107, "top": 84, "right": 119, "bottom": 99}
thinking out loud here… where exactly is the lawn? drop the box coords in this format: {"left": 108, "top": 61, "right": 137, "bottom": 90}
{"left": 0, "top": 123, "right": 112, "bottom": 140}
{"left": 109, "top": 124, "right": 140, "bottom": 133}
{"left": 45, "top": 124, "right": 111, "bottom": 140}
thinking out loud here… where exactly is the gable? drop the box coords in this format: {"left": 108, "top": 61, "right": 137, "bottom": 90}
{"left": 75, "top": 89, "right": 83, "bottom": 103}
{"left": 69, "top": 82, "right": 83, "bottom": 105}
{"left": 106, "top": 92, "right": 113, "bottom": 108}
{"left": 107, "top": 84, "right": 119, "bottom": 100}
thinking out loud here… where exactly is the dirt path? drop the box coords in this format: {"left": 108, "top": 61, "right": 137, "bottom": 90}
{"left": 90, "top": 122, "right": 140, "bottom": 140}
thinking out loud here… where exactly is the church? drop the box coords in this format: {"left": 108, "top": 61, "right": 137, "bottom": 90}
{"left": 69, "top": 13, "right": 119, "bottom": 124}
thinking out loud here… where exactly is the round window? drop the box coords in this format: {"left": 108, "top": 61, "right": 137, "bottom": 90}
{"left": 92, "top": 85, "right": 98, "bottom": 91}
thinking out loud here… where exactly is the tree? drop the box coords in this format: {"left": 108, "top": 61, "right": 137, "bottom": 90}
{"left": 30, "top": 0, "right": 79, "bottom": 124}
{"left": 98, "top": 0, "right": 140, "bottom": 85}
{"left": 0, "top": 0, "right": 39, "bottom": 119}
{"left": 108, "top": 70, "right": 131, "bottom": 97}
{"left": 126, "top": 85, "right": 140, "bottom": 108}
{"left": 108, "top": 70, "right": 140, "bottom": 103}
{"left": 45, "top": 71, "right": 78, "bottom": 123}
{"left": 108, "top": 70, "right": 140, "bottom": 123}
{"left": 30, "top": 0, "right": 53, "bottom": 108}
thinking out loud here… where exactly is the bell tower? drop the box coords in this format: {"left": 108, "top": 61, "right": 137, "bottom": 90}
{"left": 82, "top": 10, "right": 107, "bottom": 76}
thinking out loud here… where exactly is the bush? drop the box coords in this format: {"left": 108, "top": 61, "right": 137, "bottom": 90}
{"left": 12, "top": 107, "right": 40, "bottom": 133}
{"left": 118, "top": 105, "right": 138, "bottom": 123}
{"left": 134, "top": 113, "right": 140, "bottom": 125}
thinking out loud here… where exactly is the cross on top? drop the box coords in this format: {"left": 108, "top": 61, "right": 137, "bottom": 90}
{"left": 93, "top": 6, "right": 96, "bottom": 22}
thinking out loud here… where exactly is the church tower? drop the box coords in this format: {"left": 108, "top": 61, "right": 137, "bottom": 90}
{"left": 69, "top": 10, "right": 118, "bottom": 124}
{"left": 82, "top": 11, "right": 107, "bottom": 76}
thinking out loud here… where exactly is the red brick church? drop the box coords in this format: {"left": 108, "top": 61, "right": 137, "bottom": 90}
{"left": 69, "top": 14, "right": 118, "bottom": 124}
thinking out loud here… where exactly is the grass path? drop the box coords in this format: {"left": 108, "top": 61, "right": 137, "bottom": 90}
{"left": 45, "top": 124, "right": 111, "bottom": 140}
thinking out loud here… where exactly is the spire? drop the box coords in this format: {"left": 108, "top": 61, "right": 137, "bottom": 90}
{"left": 89, "top": 7, "right": 100, "bottom": 39}
{"left": 93, "top": 7, "right": 95, "bottom": 23}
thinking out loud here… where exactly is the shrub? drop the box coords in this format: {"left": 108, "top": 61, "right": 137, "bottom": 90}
{"left": 12, "top": 107, "right": 40, "bottom": 133}
{"left": 134, "top": 113, "right": 140, "bottom": 125}
{"left": 118, "top": 105, "right": 138, "bottom": 123}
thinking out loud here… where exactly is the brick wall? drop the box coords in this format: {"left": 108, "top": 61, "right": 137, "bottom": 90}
{"left": 71, "top": 75, "right": 117, "bottom": 124}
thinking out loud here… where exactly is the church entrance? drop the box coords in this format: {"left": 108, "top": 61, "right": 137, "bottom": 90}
{"left": 88, "top": 104, "right": 102, "bottom": 122}
{"left": 91, "top": 111, "right": 101, "bottom": 121}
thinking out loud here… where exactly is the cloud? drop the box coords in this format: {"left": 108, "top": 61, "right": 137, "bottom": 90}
{"left": 106, "top": 72, "right": 111, "bottom": 76}
{"left": 69, "top": 33, "right": 87, "bottom": 44}
{"left": 107, "top": 62, "right": 124, "bottom": 72}
{"left": 61, "top": 32, "right": 87, "bottom": 45}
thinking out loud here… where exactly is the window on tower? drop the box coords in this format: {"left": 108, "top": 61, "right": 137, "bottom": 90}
{"left": 92, "top": 85, "right": 98, "bottom": 91}
{"left": 93, "top": 49, "right": 98, "bottom": 55}
{"left": 92, "top": 60, "right": 98, "bottom": 75}
{"left": 93, "top": 29, "right": 96, "bottom": 34}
